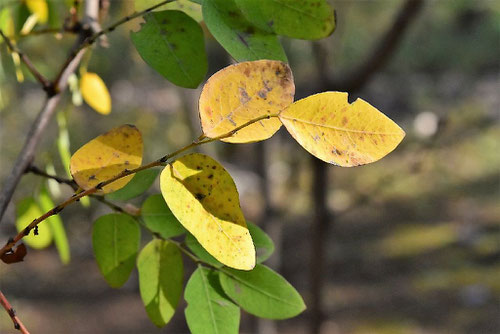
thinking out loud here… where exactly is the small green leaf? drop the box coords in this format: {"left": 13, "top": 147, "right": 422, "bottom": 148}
{"left": 141, "top": 194, "right": 185, "bottom": 238}
{"left": 16, "top": 198, "right": 52, "bottom": 249}
{"left": 202, "top": 0, "right": 287, "bottom": 62}
{"left": 38, "top": 187, "right": 70, "bottom": 264}
{"left": 137, "top": 239, "right": 183, "bottom": 327}
{"left": 131, "top": 10, "right": 207, "bottom": 88}
{"left": 92, "top": 214, "right": 140, "bottom": 288}
{"left": 219, "top": 264, "right": 306, "bottom": 319}
{"left": 185, "top": 266, "right": 240, "bottom": 334}
{"left": 107, "top": 169, "right": 159, "bottom": 201}
{"left": 247, "top": 222, "right": 274, "bottom": 263}
{"left": 234, "top": 0, "right": 336, "bottom": 40}
{"left": 185, "top": 233, "right": 223, "bottom": 268}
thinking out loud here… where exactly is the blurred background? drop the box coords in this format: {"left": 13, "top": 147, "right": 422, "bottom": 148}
{"left": 1, "top": 0, "right": 499, "bottom": 333}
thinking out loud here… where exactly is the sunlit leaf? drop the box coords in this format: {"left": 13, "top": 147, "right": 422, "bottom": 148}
{"left": 235, "top": 0, "right": 335, "bottom": 39}
{"left": 135, "top": 0, "right": 203, "bottom": 22}
{"left": 137, "top": 239, "right": 183, "bottom": 327}
{"left": 131, "top": 10, "right": 207, "bottom": 88}
{"left": 219, "top": 264, "right": 306, "bottom": 319}
{"left": 199, "top": 60, "right": 294, "bottom": 143}
{"left": 203, "top": 0, "right": 287, "bottom": 62}
{"left": 25, "top": 0, "right": 48, "bottom": 24}
{"left": 185, "top": 232, "right": 223, "bottom": 268}
{"left": 16, "top": 198, "right": 52, "bottom": 249}
{"left": 279, "top": 92, "right": 405, "bottom": 167}
{"left": 141, "top": 194, "right": 185, "bottom": 239}
{"left": 160, "top": 153, "right": 255, "bottom": 270}
{"left": 39, "top": 187, "right": 70, "bottom": 264}
{"left": 92, "top": 214, "right": 140, "bottom": 288}
{"left": 247, "top": 221, "right": 274, "bottom": 263}
{"left": 107, "top": 169, "right": 159, "bottom": 201}
{"left": 0, "top": 8, "right": 14, "bottom": 41}
{"left": 80, "top": 72, "right": 112, "bottom": 115}
{"left": 185, "top": 266, "right": 240, "bottom": 334}
{"left": 70, "top": 124, "right": 143, "bottom": 194}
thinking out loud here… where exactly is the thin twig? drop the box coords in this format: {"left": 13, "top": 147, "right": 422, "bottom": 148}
{"left": 0, "top": 30, "right": 51, "bottom": 89}
{"left": 0, "top": 291, "right": 30, "bottom": 334}
{"left": 0, "top": 114, "right": 279, "bottom": 257}
{"left": 25, "top": 165, "right": 77, "bottom": 189}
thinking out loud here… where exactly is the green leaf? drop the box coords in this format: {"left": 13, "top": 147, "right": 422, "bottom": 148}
{"left": 141, "top": 194, "right": 185, "bottom": 238}
{"left": 38, "top": 187, "right": 70, "bottom": 264}
{"left": 92, "top": 214, "right": 140, "bottom": 288}
{"left": 107, "top": 169, "right": 159, "bottom": 201}
{"left": 219, "top": 264, "right": 306, "bottom": 319}
{"left": 16, "top": 198, "right": 52, "bottom": 249}
{"left": 247, "top": 222, "right": 274, "bottom": 263}
{"left": 131, "top": 10, "right": 207, "bottom": 88}
{"left": 137, "top": 239, "right": 183, "bottom": 327}
{"left": 185, "top": 233, "right": 223, "bottom": 268}
{"left": 202, "top": 0, "right": 287, "bottom": 62}
{"left": 234, "top": 0, "right": 335, "bottom": 40}
{"left": 185, "top": 266, "right": 240, "bottom": 334}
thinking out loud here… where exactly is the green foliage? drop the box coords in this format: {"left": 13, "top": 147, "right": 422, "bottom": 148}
{"left": 247, "top": 221, "right": 274, "bottom": 263}
{"left": 234, "top": 0, "right": 336, "bottom": 39}
{"left": 39, "top": 187, "right": 70, "bottom": 264}
{"left": 107, "top": 169, "right": 159, "bottom": 201}
{"left": 202, "top": 0, "right": 287, "bottom": 61}
{"left": 141, "top": 194, "right": 185, "bottom": 238}
{"left": 131, "top": 10, "right": 207, "bottom": 88}
{"left": 219, "top": 264, "right": 306, "bottom": 319}
{"left": 137, "top": 239, "right": 184, "bottom": 327}
{"left": 92, "top": 214, "right": 140, "bottom": 288}
{"left": 185, "top": 266, "right": 240, "bottom": 334}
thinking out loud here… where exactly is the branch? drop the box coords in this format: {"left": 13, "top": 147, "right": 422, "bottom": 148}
{"left": 0, "top": 0, "right": 101, "bottom": 224}
{"left": 0, "top": 291, "right": 30, "bottom": 334}
{"left": 0, "top": 30, "right": 51, "bottom": 90}
{"left": 25, "top": 165, "right": 77, "bottom": 189}
{"left": 327, "top": 0, "right": 425, "bottom": 93}
{"left": 0, "top": 114, "right": 278, "bottom": 257}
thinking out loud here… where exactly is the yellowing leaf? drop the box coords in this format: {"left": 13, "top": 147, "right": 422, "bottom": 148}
{"left": 16, "top": 198, "right": 52, "bottom": 249}
{"left": 80, "top": 72, "right": 112, "bottom": 115}
{"left": 160, "top": 153, "right": 255, "bottom": 270}
{"left": 279, "top": 92, "right": 405, "bottom": 167}
{"left": 199, "top": 60, "right": 295, "bottom": 143}
{"left": 25, "top": 0, "right": 48, "bottom": 24}
{"left": 70, "top": 125, "right": 143, "bottom": 194}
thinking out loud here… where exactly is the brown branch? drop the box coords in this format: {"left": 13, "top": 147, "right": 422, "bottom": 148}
{"left": 0, "top": 291, "right": 30, "bottom": 334}
{"left": 0, "top": 114, "right": 278, "bottom": 257}
{"left": 327, "top": 0, "right": 425, "bottom": 93}
{"left": 0, "top": 0, "right": 101, "bottom": 224}
{"left": 0, "top": 30, "right": 51, "bottom": 90}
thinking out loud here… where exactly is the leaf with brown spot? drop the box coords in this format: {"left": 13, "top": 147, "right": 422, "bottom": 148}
{"left": 70, "top": 125, "right": 143, "bottom": 194}
{"left": 279, "top": 92, "right": 405, "bottom": 167}
{"left": 160, "top": 153, "right": 255, "bottom": 270}
{"left": 199, "top": 60, "right": 295, "bottom": 143}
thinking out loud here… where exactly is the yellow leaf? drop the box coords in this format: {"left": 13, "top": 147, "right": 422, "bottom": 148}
{"left": 199, "top": 60, "right": 295, "bottom": 143}
{"left": 80, "top": 72, "right": 112, "bottom": 115}
{"left": 70, "top": 125, "right": 143, "bottom": 194}
{"left": 160, "top": 153, "right": 255, "bottom": 270}
{"left": 25, "top": 0, "right": 48, "bottom": 24}
{"left": 16, "top": 198, "right": 52, "bottom": 249}
{"left": 279, "top": 92, "right": 405, "bottom": 167}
